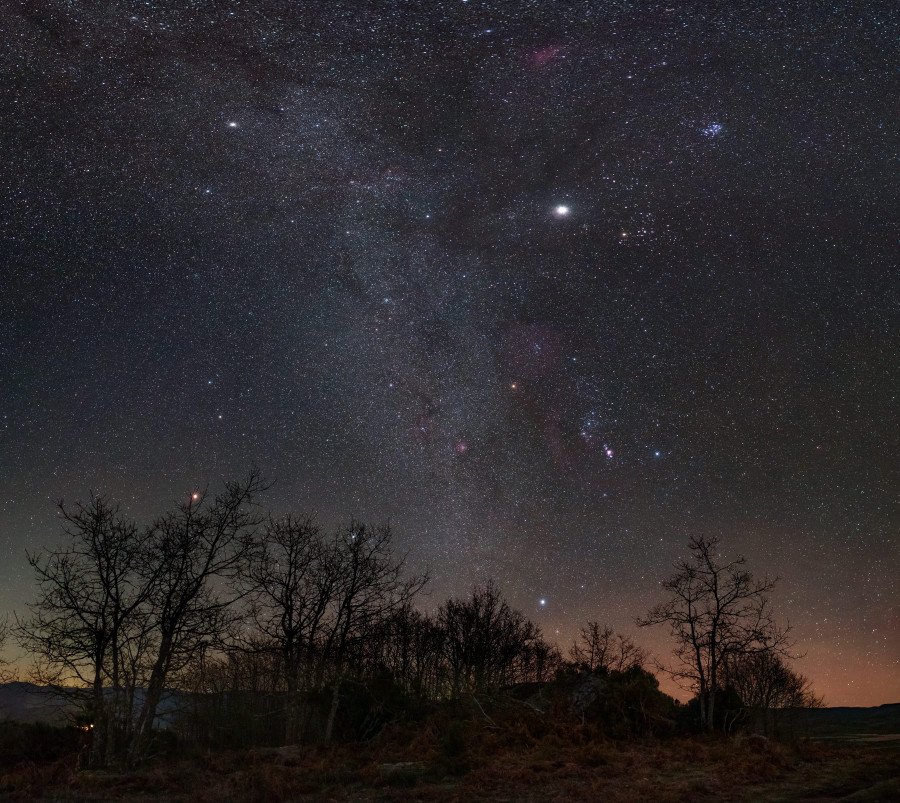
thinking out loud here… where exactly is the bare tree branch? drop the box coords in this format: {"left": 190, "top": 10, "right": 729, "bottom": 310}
{"left": 638, "top": 535, "right": 794, "bottom": 732}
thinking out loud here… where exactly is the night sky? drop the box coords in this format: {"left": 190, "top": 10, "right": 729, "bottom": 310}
{"left": 1, "top": 1, "right": 897, "bottom": 706}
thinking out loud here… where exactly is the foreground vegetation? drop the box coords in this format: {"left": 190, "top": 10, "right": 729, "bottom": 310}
{"left": 10, "top": 473, "right": 821, "bottom": 769}
{"left": 5, "top": 472, "right": 880, "bottom": 802}
{"left": 0, "top": 709, "right": 897, "bottom": 802}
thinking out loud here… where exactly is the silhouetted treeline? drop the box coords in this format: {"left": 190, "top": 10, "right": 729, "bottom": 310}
{"left": 173, "top": 580, "right": 564, "bottom": 750}
{"left": 12, "top": 475, "right": 821, "bottom": 768}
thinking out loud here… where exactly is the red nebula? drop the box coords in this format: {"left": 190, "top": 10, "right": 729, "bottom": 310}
{"left": 527, "top": 45, "right": 566, "bottom": 68}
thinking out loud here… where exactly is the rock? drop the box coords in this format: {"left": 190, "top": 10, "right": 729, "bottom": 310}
{"left": 379, "top": 761, "right": 426, "bottom": 778}
{"left": 570, "top": 674, "right": 607, "bottom": 717}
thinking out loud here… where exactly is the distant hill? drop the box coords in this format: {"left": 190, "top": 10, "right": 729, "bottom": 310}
{"left": 0, "top": 682, "right": 76, "bottom": 725}
{"left": 0, "top": 682, "right": 182, "bottom": 727}
{"left": 799, "top": 703, "right": 900, "bottom": 739}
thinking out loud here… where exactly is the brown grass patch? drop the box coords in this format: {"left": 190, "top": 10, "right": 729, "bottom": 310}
{"left": 1, "top": 724, "right": 897, "bottom": 801}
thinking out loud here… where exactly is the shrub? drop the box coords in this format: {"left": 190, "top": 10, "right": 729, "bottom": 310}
{"left": 0, "top": 721, "right": 81, "bottom": 768}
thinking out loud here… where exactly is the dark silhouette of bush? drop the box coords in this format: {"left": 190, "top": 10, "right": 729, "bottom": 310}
{"left": 442, "top": 718, "right": 467, "bottom": 758}
{"left": 575, "top": 665, "right": 679, "bottom": 738}
{"left": 331, "top": 667, "right": 424, "bottom": 742}
{"left": 680, "top": 685, "right": 746, "bottom": 734}
{"left": 0, "top": 721, "right": 81, "bottom": 768}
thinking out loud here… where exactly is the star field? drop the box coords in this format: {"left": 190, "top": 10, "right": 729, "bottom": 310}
{"left": 0, "top": 1, "right": 897, "bottom": 705}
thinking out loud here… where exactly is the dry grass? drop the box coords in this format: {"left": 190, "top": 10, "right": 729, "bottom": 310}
{"left": 1, "top": 718, "right": 897, "bottom": 802}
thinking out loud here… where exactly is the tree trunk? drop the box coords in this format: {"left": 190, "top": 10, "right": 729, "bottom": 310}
{"left": 285, "top": 681, "right": 302, "bottom": 744}
{"left": 90, "top": 670, "right": 107, "bottom": 768}
{"left": 128, "top": 644, "right": 171, "bottom": 766}
{"left": 323, "top": 680, "right": 341, "bottom": 745}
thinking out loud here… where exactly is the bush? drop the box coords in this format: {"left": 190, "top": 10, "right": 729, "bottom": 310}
{"left": 441, "top": 719, "right": 466, "bottom": 758}
{"left": 334, "top": 668, "right": 423, "bottom": 742}
{"left": 0, "top": 721, "right": 81, "bottom": 768}
{"left": 680, "top": 686, "right": 746, "bottom": 734}
{"left": 576, "top": 666, "right": 679, "bottom": 738}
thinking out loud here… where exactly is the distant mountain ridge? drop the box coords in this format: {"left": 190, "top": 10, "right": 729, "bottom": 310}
{"left": 798, "top": 703, "right": 900, "bottom": 738}
{"left": 0, "top": 681, "right": 74, "bottom": 725}
{"left": 0, "top": 682, "right": 182, "bottom": 727}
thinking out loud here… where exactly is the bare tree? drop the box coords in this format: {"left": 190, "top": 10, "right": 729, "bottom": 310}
{"left": 724, "top": 651, "right": 822, "bottom": 736}
{"left": 369, "top": 603, "right": 446, "bottom": 699}
{"left": 638, "top": 535, "right": 792, "bottom": 732}
{"left": 176, "top": 646, "right": 285, "bottom": 748}
{"left": 0, "top": 615, "right": 15, "bottom": 683}
{"left": 16, "top": 496, "right": 156, "bottom": 767}
{"left": 243, "top": 514, "right": 336, "bottom": 742}
{"left": 570, "top": 622, "right": 647, "bottom": 672}
{"left": 242, "top": 517, "right": 426, "bottom": 744}
{"left": 319, "top": 521, "right": 427, "bottom": 744}
{"left": 127, "top": 471, "right": 266, "bottom": 764}
{"left": 518, "top": 635, "right": 563, "bottom": 684}
{"left": 439, "top": 580, "right": 542, "bottom": 695}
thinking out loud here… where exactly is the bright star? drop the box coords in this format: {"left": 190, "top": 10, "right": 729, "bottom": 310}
{"left": 553, "top": 205, "right": 570, "bottom": 217}
{"left": 539, "top": 599, "right": 546, "bottom": 606}
{"left": 227, "top": 121, "right": 238, "bottom": 128}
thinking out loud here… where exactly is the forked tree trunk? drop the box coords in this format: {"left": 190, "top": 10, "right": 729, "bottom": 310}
{"left": 129, "top": 642, "right": 171, "bottom": 766}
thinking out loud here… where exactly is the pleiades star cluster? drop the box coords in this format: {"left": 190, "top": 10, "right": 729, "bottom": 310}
{"left": 0, "top": 1, "right": 896, "bottom": 705}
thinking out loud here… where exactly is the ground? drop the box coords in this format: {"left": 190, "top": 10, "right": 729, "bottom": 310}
{"left": 1, "top": 731, "right": 897, "bottom": 801}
